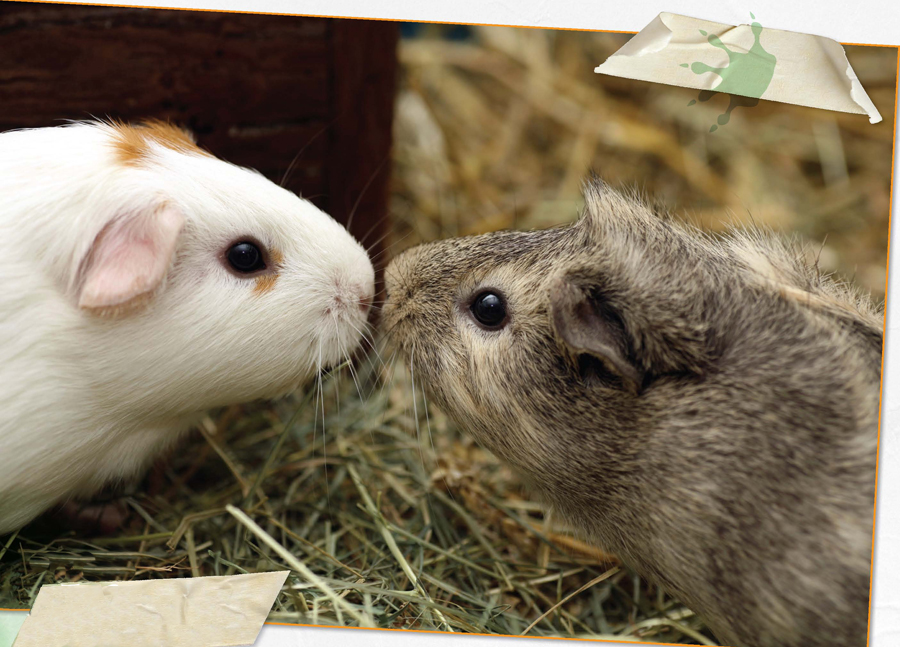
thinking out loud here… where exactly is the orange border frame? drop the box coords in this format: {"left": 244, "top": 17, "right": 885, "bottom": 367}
{"left": 0, "top": 2, "right": 898, "bottom": 646}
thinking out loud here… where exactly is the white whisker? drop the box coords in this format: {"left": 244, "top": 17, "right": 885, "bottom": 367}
{"left": 421, "top": 379, "right": 456, "bottom": 504}
{"left": 379, "top": 351, "right": 399, "bottom": 427}
{"left": 409, "top": 343, "right": 428, "bottom": 475}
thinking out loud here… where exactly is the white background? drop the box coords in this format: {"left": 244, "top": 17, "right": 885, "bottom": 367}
{"left": 32, "top": 1, "right": 900, "bottom": 646}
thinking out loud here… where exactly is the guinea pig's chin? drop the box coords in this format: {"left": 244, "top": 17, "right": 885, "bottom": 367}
{"left": 317, "top": 325, "right": 366, "bottom": 371}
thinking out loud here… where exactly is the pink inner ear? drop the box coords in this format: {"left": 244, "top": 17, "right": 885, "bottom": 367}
{"left": 78, "top": 205, "right": 184, "bottom": 312}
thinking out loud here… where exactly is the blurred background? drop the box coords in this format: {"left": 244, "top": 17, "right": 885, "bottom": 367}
{"left": 0, "top": 7, "right": 896, "bottom": 645}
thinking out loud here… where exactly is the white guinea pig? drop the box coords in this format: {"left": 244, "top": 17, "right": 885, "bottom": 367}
{"left": 0, "top": 120, "right": 375, "bottom": 534}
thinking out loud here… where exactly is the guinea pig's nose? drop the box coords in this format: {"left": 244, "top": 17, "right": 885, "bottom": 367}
{"left": 328, "top": 276, "right": 374, "bottom": 318}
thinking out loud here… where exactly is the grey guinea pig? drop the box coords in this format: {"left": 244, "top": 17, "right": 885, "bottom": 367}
{"left": 382, "top": 177, "right": 881, "bottom": 647}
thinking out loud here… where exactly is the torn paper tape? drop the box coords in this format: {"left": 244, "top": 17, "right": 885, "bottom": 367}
{"left": 0, "top": 610, "right": 27, "bottom": 647}
{"left": 11, "top": 571, "right": 288, "bottom": 647}
{"left": 594, "top": 12, "right": 883, "bottom": 126}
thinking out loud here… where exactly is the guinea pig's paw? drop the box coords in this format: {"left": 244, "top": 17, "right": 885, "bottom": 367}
{"left": 42, "top": 499, "right": 132, "bottom": 536}
{"left": 76, "top": 204, "right": 184, "bottom": 317}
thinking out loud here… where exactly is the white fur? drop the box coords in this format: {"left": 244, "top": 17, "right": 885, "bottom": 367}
{"left": 0, "top": 122, "right": 375, "bottom": 533}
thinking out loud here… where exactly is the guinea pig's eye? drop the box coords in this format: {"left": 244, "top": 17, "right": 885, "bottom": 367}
{"left": 226, "top": 242, "right": 266, "bottom": 274}
{"left": 470, "top": 291, "right": 508, "bottom": 329}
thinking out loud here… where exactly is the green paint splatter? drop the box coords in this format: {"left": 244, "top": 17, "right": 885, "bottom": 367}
{"left": 681, "top": 13, "right": 776, "bottom": 132}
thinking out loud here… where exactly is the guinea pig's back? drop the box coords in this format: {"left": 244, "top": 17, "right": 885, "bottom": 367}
{"left": 0, "top": 126, "right": 127, "bottom": 524}
{"left": 636, "top": 233, "right": 880, "bottom": 647}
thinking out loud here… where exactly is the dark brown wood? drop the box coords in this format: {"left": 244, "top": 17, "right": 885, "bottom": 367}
{"left": 0, "top": 2, "right": 397, "bottom": 253}
{"left": 327, "top": 18, "right": 399, "bottom": 299}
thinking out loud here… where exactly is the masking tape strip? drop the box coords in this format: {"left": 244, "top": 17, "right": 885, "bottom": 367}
{"left": 8, "top": 571, "right": 289, "bottom": 647}
{"left": 594, "top": 12, "right": 883, "bottom": 125}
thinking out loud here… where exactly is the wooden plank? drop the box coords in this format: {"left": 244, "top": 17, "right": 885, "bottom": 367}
{"left": 0, "top": 5, "right": 331, "bottom": 128}
{"left": 327, "top": 18, "right": 399, "bottom": 297}
{"left": 0, "top": 3, "right": 334, "bottom": 205}
{"left": 203, "top": 122, "right": 329, "bottom": 200}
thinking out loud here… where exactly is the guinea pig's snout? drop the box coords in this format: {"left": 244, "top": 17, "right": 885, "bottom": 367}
{"left": 382, "top": 255, "right": 419, "bottom": 333}
{"left": 384, "top": 251, "right": 416, "bottom": 304}
{"left": 327, "top": 276, "right": 374, "bottom": 318}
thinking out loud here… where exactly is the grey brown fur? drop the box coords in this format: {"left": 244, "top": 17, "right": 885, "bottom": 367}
{"left": 382, "top": 178, "right": 881, "bottom": 647}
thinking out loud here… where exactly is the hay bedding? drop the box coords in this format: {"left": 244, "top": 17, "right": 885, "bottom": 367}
{"left": 1, "top": 359, "right": 713, "bottom": 643}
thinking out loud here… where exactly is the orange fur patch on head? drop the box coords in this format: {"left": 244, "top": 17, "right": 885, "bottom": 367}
{"left": 109, "top": 119, "right": 211, "bottom": 166}
{"left": 253, "top": 273, "right": 279, "bottom": 295}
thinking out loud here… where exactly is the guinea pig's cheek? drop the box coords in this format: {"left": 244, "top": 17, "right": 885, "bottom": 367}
{"left": 412, "top": 345, "right": 465, "bottom": 413}
{"left": 441, "top": 380, "right": 481, "bottom": 429}
{"left": 462, "top": 340, "right": 508, "bottom": 408}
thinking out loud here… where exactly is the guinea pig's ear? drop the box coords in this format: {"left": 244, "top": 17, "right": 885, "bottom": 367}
{"left": 77, "top": 204, "right": 184, "bottom": 317}
{"left": 549, "top": 274, "right": 644, "bottom": 395}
